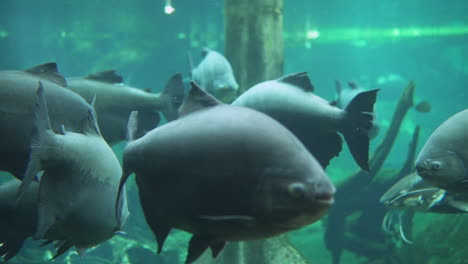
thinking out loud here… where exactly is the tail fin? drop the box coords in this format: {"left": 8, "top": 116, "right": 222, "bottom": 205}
{"left": 160, "top": 73, "right": 185, "bottom": 122}
{"left": 16, "top": 82, "right": 52, "bottom": 203}
{"left": 342, "top": 89, "right": 379, "bottom": 171}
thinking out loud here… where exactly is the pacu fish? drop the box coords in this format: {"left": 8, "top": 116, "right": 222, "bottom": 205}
{"left": 416, "top": 109, "right": 468, "bottom": 193}
{"left": 233, "top": 72, "right": 379, "bottom": 171}
{"left": 67, "top": 71, "right": 184, "bottom": 144}
{"left": 0, "top": 62, "right": 94, "bottom": 179}
{"left": 18, "top": 83, "right": 129, "bottom": 258}
{"left": 191, "top": 47, "right": 239, "bottom": 99}
{"left": 117, "top": 82, "right": 335, "bottom": 263}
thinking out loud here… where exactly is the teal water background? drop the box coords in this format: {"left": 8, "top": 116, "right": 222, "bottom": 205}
{"left": 0, "top": 1, "right": 467, "bottom": 263}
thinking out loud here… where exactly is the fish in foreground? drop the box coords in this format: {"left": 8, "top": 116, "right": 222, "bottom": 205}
{"left": 117, "top": 82, "right": 335, "bottom": 263}
{"left": 0, "top": 62, "right": 94, "bottom": 179}
{"left": 380, "top": 172, "right": 468, "bottom": 244}
{"left": 0, "top": 179, "right": 39, "bottom": 262}
{"left": 415, "top": 109, "right": 468, "bottom": 193}
{"left": 233, "top": 72, "right": 379, "bottom": 171}
{"left": 17, "top": 83, "right": 129, "bottom": 259}
{"left": 67, "top": 71, "right": 184, "bottom": 144}
{"left": 191, "top": 47, "right": 239, "bottom": 99}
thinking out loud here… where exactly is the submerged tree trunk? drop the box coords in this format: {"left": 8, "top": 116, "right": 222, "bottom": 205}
{"left": 224, "top": 0, "right": 284, "bottom": 93}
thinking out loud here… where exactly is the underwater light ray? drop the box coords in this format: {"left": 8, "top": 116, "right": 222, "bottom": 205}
{"left": 302, "top": 25, "right": 468, "bottom": 43}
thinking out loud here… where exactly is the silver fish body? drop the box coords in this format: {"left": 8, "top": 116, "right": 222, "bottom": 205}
{"left": 67, "top": 71, "right": 184, "bottom": 144}
{"left": 118, "top": 82, "right": 335, "bottom": 263}
{"left": 0, "top": 63, "right": 94, "bottom": 179}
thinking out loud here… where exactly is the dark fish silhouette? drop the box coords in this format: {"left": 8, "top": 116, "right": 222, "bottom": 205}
{"left": 414, "top": 101, "right": 432, "bottom": 113}
{"left": 17, "top": 83, "right": 129, "bottom": 258}
{"left": 233, "top": 72, "right": 379, "bottom": 171}
{"left": 67, "top": 71, "right": 184, "bottom": 144}
{"left": 0, "top": 179, "right": 38, "bottom": 262}
{"left": 0, "top": 62, "right": 94, "bottom": 179}
{"left": 117, "top": 82, "right": 335, "bottom": 263}
{"left": 416, "top": 109, "right": 468, "bottom": 193}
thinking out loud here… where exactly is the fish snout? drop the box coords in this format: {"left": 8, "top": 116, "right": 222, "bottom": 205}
{"left": 415, "top": 160, "right": 430, "bottom": 176}
{"left": 313, "top": 180, "right": 336, "bottom": 205}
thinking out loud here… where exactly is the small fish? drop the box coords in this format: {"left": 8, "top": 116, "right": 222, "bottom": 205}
{"left": 414, "top": 101, "right": 432, "bottom": 113}
{"left": 117, "top": 82, "right": 335, "bottom": 263}
{"left": 67, "top": 71, "right": 184, "bottom": 144}
{"left": 233, "top": 72, "right": 379, "bottom": 171}
{"left": 191, "top": 48, "right": 239, "bottom": 99}
{"left": 415, "top": 109, "right": 468, "bottom": 193}
{"left": 17, "top": 82, "right": 129, "bottom": 259}
{"left": 0, "top": 62, "right": 95, "bottom": 179}
{"left": 0, "top": 179, "right": 39, "bottom": 262}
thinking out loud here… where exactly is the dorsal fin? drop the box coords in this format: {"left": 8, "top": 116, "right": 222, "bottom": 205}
{"left": 85, "top": 70, "right": 123, "bottom": 84}
{"left": 277, "top": 72, "right": 314, "bottom": 92}
{"left": 348, "top": 81, "right": 359, "bottom": 89}
{"left": 81, "top": 109, "right": 101, "bottom": 136}
{"left": 25, "top": 62, "right": 67, "bottom": 87}
{"left": 126, "top": 111, "right": 138, "bottom": 142}
{"left": 201, "top": 47, "right": 211, "bottom": 58}
{"left": 335, "top": 80, "right": 342, "bottom": 94}
{"left": 178, "top": 82, "right": 222, "bottom": 117}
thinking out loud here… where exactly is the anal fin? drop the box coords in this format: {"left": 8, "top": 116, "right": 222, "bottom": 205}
{"left": 186, "top": 235, "right": 222, "bottom": 264}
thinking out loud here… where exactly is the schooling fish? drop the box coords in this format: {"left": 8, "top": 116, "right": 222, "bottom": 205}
{"left": 0, "top": 179, "right": 39, "bottom": 262}
{"left": 233, "top": 72, "right": 379, "bottom": 171}
{"left": 117, "top": 82, "right": 335, "bottom": 263}
{"left": 18, "top": 83, "right": 129, "bottom": 258}
{"left": 0, "top": 62, "right": 94, "bottom": 179}
{"left": 191, "top": 47, "right": 239, "bottom": 99}
{"left": 67, "top": 71, "right": 184, "bottom": 144}
{"left": 415, "top": 109, "right": 468, "bottom": 193}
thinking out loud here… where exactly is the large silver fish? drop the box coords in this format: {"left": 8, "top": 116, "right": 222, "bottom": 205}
{"left": 117, "top": 82, "right": 335, "bottom": 263}
{"left": 0, "top": 63, "right": 94, "bottom": 179}
{"left": 18, "top": 83, "right": 129, "bottom": 258}
{"left": 233, "top": 72, "right": 379, "bottom": 171}
{"left": 415, "top": 109, "right": 468, "bottom": 193}
{"left": 191, "top": 48, "right": 239, "bottom": 99}
{"left": 67, "top": 71, "right": 184, "bottom": 144}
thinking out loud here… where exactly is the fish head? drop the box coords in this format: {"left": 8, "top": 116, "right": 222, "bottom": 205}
{"left": 416, "top": 151, "right": 467, "bottom": 193}
{"left": 255, "top": 165, "right": 335, "bottom": 230}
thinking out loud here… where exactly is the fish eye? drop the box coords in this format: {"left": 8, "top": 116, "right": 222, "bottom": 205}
{"left": 288, "top": 183, "right": 305, "bottom": 199}
{"left": 431, "top": 161, "right": 442, "bottom": 171}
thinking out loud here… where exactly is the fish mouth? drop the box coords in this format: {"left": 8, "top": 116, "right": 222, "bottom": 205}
{"left": 315, "top": 193, "right": 335, "bottom": 205}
